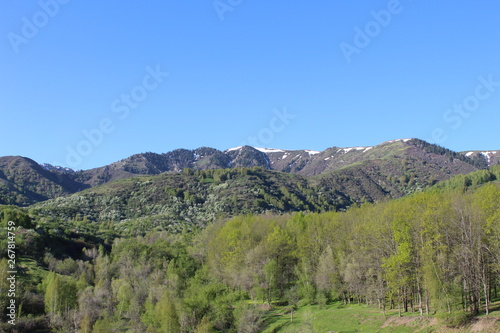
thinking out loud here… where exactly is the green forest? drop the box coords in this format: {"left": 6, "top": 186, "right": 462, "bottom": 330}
{"left": 1, "top": 167, "right": 500, "bottom": 332}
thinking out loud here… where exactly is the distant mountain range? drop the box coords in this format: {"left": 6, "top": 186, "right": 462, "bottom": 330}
{"left": 0, "top": 138, "right": 498, "bottom": 208}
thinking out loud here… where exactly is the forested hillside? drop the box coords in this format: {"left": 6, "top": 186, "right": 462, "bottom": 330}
{"left": 31, "top": 168, "right": 338, "bottom": 234}
{"left": 1, "top": 168, "right": 499, "bottom": 332}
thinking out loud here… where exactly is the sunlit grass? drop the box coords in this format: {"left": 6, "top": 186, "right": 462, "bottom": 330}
{"left": 261, "top": 301, "right": 500, "bottom": 333}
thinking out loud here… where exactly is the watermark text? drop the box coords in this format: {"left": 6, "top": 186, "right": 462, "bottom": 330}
{"left": 242, "top": 107, "right": 295, "bottom": 147}
{"left": 8, "top": 0, "right": 71, "bottom": 54}
{"left": 428, "top": 74, "right": 499, "bottom": 145}
{"left": 5, "top": 220, "right": 17, "bottom": 326}
{"left": 64, "top": 65, "right": 169, "bottom": 168}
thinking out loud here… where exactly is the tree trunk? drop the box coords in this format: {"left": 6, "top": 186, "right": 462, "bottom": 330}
{"left": 417, "top": 283, "right": 423, "bottom": 317}
{"left": 398, "top": 291, "right": 402, "bottom": 317}
{"left": 482, "top": 259, "right": 489, "bottom": 315}
{"left": 425, "top": 290, "right": 429, "bottom": 316}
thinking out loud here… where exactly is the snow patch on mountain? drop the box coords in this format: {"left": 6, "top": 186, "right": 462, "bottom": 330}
{"left": 254, "top": 147, "right": 286, "bottom": 153}
{"left": 385, "top": 138, "right": 413, "bottom": 144}
{"left": 42, "top": 163, "right": 76, "bottom": 173}
{"left": 342, "top": 148, "right": 354, "bottom": 154}
{"left": 226, "top": 146, "right": 243, "bottom": 152}
{"left": 480, "top": 151, "right": 497, "bottom": 164}
{"left": 341, "top": 146, "right": 372, "bottom": 154}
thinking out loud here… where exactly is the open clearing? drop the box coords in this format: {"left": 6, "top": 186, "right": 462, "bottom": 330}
{"left": 261, "top": 302, "right": 500, "bottom": 333}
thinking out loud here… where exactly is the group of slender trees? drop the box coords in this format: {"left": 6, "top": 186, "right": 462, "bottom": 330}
{"left": 205, "top": 183, "right": 500, "bottom": 319}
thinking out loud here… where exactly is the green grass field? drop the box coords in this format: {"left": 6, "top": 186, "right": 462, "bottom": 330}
{"left": 261, "top": 302, "right": 500, "bottom": 333}
{"left": 17, "top": 256, "right": 48, "bottom": 287}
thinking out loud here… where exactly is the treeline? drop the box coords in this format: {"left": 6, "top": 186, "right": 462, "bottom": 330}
{"left": 1, "top": 180, "right": 499, "bottom": 332}
{"left": 409, "top": 139, "right": 490, "bottom": 169}
{"left": 433, "top": 166, "right": 500, "bottom": 190}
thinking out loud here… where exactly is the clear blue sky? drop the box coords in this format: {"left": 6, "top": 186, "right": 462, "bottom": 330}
{"left": 1, "top": 1, "right": 499, "bottom": 170}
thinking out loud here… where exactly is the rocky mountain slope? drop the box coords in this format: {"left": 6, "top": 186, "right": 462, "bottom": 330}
{"left": 0, "top": 139, "right": 496, "bottom": 206}
{"left": 462, "top": 150, "right": 500, "bottom": 167}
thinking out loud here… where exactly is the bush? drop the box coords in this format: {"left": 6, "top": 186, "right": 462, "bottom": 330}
{"left": 234, "top": 303, "right": 263, "bottom": 333}
{"left": 436, "top": 310, "right": 469, "bottom": 327}
{"left": 0, "top": 207, "right": 34, "bottom": 228}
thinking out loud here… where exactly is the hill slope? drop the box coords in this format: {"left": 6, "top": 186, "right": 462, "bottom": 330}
{"left": 32, "top": 167, "right": 337, "bottom": 232}
{"left": 32, "top": 164, "right": 500, "bottom": 233}
{"left": 0, "top": 156, "right": 81, "bottom": 205}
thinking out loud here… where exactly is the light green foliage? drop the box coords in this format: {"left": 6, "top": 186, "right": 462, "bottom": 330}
{"left": 382, "top": 200, "right": 416, "bottom": 313}
{"left": 113, "top": 279, "right": 132, "bottom": 316}
{"left": 314, "top": 246, "right": 336, "bottom": 295}
{"left": 0, "top": 206, "right": 33, "bottom": 228}
{"left": 92, "top": 317, "right": 113, "bottom": 333}
{"left": 44, "top": 271, "right": 78, "bottom": 315}
{"left": 155, "top": 290, "right": 181, "bottom": 333}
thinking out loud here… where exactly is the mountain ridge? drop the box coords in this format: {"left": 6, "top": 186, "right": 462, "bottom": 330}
{"left": 1, "top": 138, "right": 497, "bottom": 206}
{"left": 40, "top": 138, "right": 499, "bottom": 175}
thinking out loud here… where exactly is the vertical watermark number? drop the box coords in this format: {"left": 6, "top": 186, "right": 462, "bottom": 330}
{"left": 6, "top": 220, "right": 17, "bottom": 326}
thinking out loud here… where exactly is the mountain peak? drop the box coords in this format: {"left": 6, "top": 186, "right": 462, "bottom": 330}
{"left": 253, "top": 147, "right": 286, "bottom": 153}
{"left": 41, "top": 163, "right": 77, "bottom": 173}
{"left": 382, "top": 138, "right": 414, "bottom": 144}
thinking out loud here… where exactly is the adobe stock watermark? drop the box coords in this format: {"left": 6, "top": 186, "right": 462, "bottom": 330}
{"left": 5, "top": 220, "right": 17, "bottom": 326}
{"left": 63, "top": 65, "right": 169, "bottom": 168}
{"left": 241, "top": 107, "right": 295, "bottom": 147}
{"left": 339, "top": 0, "right": 412, "bottom": 64}
{"left": 213, "top": 0, "right": 242, "bottom": 21}
{"left": 7, "top": 0, "right": 71, "bottom": 55}
{"left": 428, "top": 74, "right": 499, "bottom": 145}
